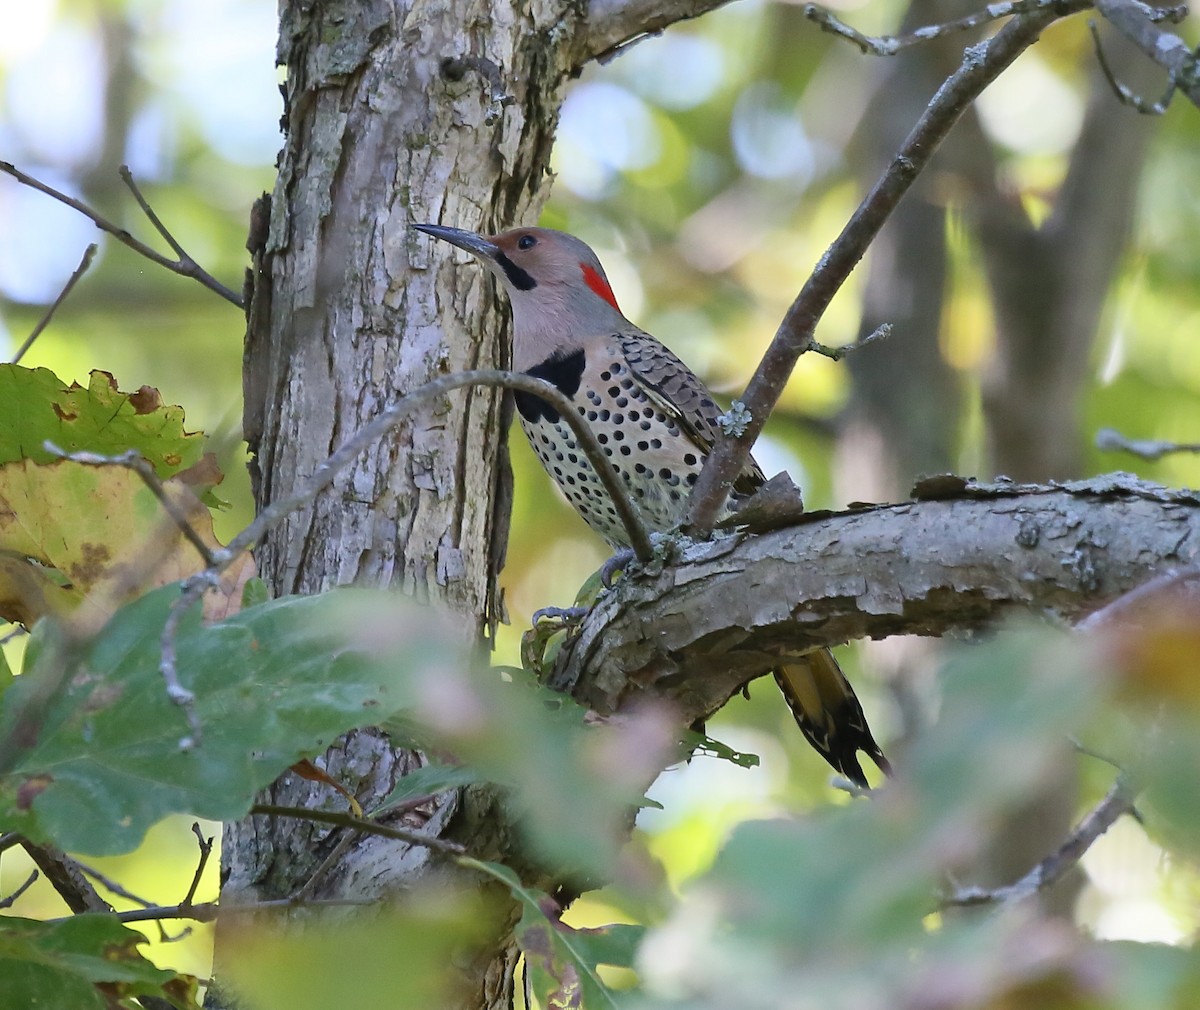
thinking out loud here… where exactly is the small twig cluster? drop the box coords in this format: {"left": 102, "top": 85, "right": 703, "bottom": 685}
{"left": 0, "top": 161, "right": 243, "bottom": 309}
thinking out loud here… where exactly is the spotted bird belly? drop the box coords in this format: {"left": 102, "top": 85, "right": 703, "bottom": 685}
{"left": 515, "top": 348, "right": 703, "bottom": 548}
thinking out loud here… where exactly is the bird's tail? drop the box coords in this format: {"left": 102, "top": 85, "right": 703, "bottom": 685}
{"left": 773, "top": 648, "right": 891, "bottom": 788}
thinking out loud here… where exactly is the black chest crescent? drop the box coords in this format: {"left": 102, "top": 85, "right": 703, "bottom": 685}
{"left": 516, "top": 348, "right": 586, "bottom": 423}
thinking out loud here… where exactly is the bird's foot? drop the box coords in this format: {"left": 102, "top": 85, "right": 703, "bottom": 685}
{"left": 532, "top": 605, "right": 591, "bottom": 627}
{"left": 599, "top": 548, "right": 637, "bottom": 589}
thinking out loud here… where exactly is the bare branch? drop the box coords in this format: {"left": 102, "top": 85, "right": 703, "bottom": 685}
{"left": 226, "top": 370, "right": 650, "bottom": 570}
{"left": 20, "top": 841, "right": 112, "bottom": 914}
{"left": 809, "top": 322, "right": 893, "bottom": 362}
{"left": 289, "top": 831, "right": 358, "bottom": 903}
{"left": 802, "top": 0, "right": 1063, "bottom": 56}
{"left": 580, "top": 0, "right": 736, "bottom": 65}
{"left": 1095, "top": 426, "right": 1200, "bottom": 460}
{"left": 182, "top": 823, "right": 215, "bottom": 908}
{"left": 0, "top": 870, "right": 39, "bottom": 910}
{"left": 1094, "top": 0, "right": 1200, "bottom": 109}
{"left": 10, "top": 244, "right": 97, "bottom": 364}
{"left": 75, "top": 859, "right": 158, "bottom": 908}
{"left": 685, "top": 5, "right": 1088, "bottom": 537}
{"left": 250, "top": 803, "right": 467, "bottom": 855}
{"left": 554, "top": 476, "right": 1200, "bottom": 721}
{"left": 1089, "top": 20, "right": 1181, "bottom": 112}
{"left": 0, "top": 161, "right": 243, "bottom": 308}
{"left": 944, "top": 777, "right": 1137, "bottom": 906}
{"left": 89, "top": 895, "right": 378, "bottom": 926}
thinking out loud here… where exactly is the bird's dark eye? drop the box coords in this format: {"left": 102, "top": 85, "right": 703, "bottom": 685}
{"left": 517, "top": 234, "right": 537, "bottom": 250}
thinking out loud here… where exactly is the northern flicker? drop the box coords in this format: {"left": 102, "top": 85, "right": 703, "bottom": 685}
{"left": 414, "top": 223, "right": 890, "bottom": 787}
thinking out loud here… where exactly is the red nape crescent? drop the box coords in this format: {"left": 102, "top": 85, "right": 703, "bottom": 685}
{"left": 581, "top": 263, "right": 620, "bottom": 311}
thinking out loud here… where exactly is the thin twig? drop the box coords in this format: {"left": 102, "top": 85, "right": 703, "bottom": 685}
{"left": 289, "top": 831, "right": 358, "bottom": 903}
{"left": 226, "top": 371, "right": 650, "bottom": 569}
{"left": 11, "top": 244, "right": 97, "bottom": 364}
{"left": 182, "top": 823, "right": 215, "bottom": 907}
{"left": 37, "top": 444, "right": 211, "bottom": 743}
{"left": 54, "top": 895, "right": 380, "bottom": 926}
{"left": 42, "top": 444, "right": 217, "bottom": 567}
{"left": 803, "top": 0, "right": 1055, "bottom": 55}
{"left": 157, "top": 369, "right": 652, "bottom": 747}
{"left": 118, "top": 166, "right": 191, "bottom": 261}
{"left": 1094, "top": 0, "right": 1200, "bottom": 110}
{"left": 0, "top": 626, "right": 26, "bottom": 648}
{"left": 250, "top": 803, "right": 466, "bottom": 855}
{"left": 1095, "top": 426, "right": 1200, "bottom": 460}
{"left": 75, "top": 859, "right": 157, "bottom": 908}
{"left": 1089, "top": 20, "right": 1179, "bottom": 113}
{"left": 0, "top": 870, "right": 39, "bottom": 910}
{"left": 0, "top": 161, "right": 243, "bottom": 307}
{"left": 809, "top": 322, "right": 893, "bottom": 362}
{"left": 685, "top": 5, "right": 1085, "bottom": 537}
{"left": 943, "top": 777, "right": 1137, "bottom": 907}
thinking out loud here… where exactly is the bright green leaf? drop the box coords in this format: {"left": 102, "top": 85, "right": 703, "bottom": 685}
{"left": 0, "top": 365, "right": 204, "bottom": 479}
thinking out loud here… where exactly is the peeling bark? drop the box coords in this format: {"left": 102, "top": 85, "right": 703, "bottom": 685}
{"left": 549, "top": 476, "right": 1200, "bottom": 722}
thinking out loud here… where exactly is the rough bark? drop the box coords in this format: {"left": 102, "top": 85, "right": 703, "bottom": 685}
{"left": 215, "top": 1, "right": 747, "bottom": 1008}
{"left": 219, "top": 0, "right": 570, "bottom": 1004}
{"left": 548, "top": 476, "right": 1200, "bottom": 721}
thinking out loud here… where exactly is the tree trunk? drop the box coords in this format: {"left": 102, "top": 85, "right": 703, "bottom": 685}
{"left": 212, "top": 0, "right": 566, "bottom": 1005}
{"left": 209, "top": 1, "right": 735, "bottom": 1006}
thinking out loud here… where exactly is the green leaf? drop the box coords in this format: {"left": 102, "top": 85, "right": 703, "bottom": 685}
{"left": 0, "top": 365, "right": 204, "bottom": 479}
{"left": 372, "top": 762, "right": 482, "bottom": 814}
{"left": 463, "top": 858, "right": 634, "bottom": 1009}
{"left": 0, "top": 585, "right": 459, "bottom": 854}
{"left": 0, "top": 914, "right": 200, "bottom": 1010}
{"left": 683, "top": 729, "right": 760, "bottom": 769}
{"left": 240, "top": 576, "right": 271, "bottom": 609}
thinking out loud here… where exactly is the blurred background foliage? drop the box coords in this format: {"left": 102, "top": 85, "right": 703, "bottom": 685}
{"left": 1, "top": 0, "right": 1199, "bottom": 1000}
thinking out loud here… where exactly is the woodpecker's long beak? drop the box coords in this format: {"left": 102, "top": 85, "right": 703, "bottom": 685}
{"left": 413, "top": 223, "right": 500, "bottom": 261}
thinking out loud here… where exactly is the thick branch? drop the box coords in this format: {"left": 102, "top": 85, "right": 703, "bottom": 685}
{"left": 579, "top": 0, "right": 735, "bottom": 65}
{"left": 550, "top": 476, "right": 1200, "bottom": 721}
{"left": 684, "top": 5, "right": 1087, "bottom": 536}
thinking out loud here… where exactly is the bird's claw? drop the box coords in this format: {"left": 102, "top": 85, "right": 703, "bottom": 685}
{"left": 599, "top": 548, "right": 637, "bottom": 589}
{"left": 532, "top": 605, "right": 590, "bottom": 627}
